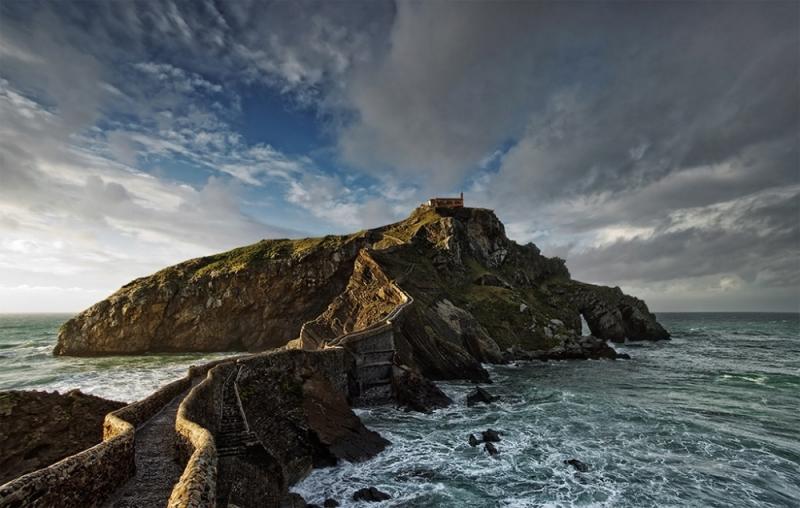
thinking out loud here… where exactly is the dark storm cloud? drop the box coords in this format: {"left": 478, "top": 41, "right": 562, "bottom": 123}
{"left": 0, "top": 0, "right": 797, "bottom": 310}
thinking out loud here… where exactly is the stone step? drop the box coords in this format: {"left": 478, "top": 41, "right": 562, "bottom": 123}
{"left": 360, "top": 360, "right": 393, "bottom": 368}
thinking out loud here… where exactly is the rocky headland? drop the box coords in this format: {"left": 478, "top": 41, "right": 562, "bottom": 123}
{"left": 55, "top": 205, "right": 668, "bottom": 373}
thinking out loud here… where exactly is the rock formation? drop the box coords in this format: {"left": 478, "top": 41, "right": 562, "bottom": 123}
{"left": 0, "top": 390, "right": 124, "bottom": 484}
{"left": 55, "top": 205, "right": 669, "bottom": 379}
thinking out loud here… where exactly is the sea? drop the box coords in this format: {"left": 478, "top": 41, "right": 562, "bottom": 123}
{"left": 1, "top": 312, "right": 798, "bottom": 507}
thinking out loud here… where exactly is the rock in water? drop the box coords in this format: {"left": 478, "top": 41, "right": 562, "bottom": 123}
{"left": 482, "top": 429, "right": 501, "bottom": 442}
{"left": 468, "top": 434, "right": 480, "bottom": 447}
{"left": 564, "top": 458, "right": 590, "bottom": 472}
{"left": 393, "top": 367, "right": 452, "bottom": 412}
{"left": 484, "top": 442, "right": 499, "bottom": 456}
{"left": 323, "top": 499, "right": 340, "bottom": 508}
{"left": 352, "top": 487, "right": 391, "bottom": 502}
{"left": 466, "top": 387, "right": 497, "bottom": 407}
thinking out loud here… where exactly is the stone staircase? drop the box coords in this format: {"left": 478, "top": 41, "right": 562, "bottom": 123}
{"left": 216, "top": 368, "right": 259, "bottom": 458}
{"left": 353, "top": 347, "right": 395, "bottom": 405}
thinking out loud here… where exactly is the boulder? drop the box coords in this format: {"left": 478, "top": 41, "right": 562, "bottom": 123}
{"left": 564, "top": 458, "right": 590, "bottom": 472}
{"left": 466, "top": 387, "right": 497, "bottom": 407}
{"left": 468, "top": 434, "right": 480, "bottom": 447}
{"left": 352, "top": 487, "right": 391, "bottom": 502}
{"left": 236, "top": 349, "right": 390, "bottom": 490}
{"left": 393, "top": 367, "right": 452, "bottom": 413}
{"left": 323, "top": 499, "right": 340, "bottom": 508}
{"left": 484, "top": 442, "right": 499, "bottom": 456}
{"left": 482, "top": 429, "right": 501, "bottom": 443}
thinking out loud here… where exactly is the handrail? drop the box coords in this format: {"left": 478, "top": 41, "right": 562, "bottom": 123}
{"left": 326, "top": 282, "right": 413, "bottom": 347}
{"left": 233, "top": 363, "right": 252, "bottom": 434}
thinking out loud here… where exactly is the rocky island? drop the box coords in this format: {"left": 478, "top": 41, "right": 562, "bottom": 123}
{"left": 55, "top": 204, "right": 667, "bottom": 368}
{"left": 2, "top": 202, "right": 669, "bottom": 507}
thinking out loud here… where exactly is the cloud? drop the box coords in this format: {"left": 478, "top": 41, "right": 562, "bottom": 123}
{"left": 0, "top": 0, "right": 797, "bottom": 312}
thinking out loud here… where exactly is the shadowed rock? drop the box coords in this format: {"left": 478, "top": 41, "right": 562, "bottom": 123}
{"left": 564, "top": 458, "right": 590, "bottom": 472}
{"left": 352, "top": 487, "right": 391, "bottom": 502}
{"left": 467, "top": 387, "right": 497, "bottom": 407}
{"left": 482, "top": 429, "right": 501, "bottom": 443}
{"left": 55, "top": 206, "right": 668, "bottom": 379}
{"left": 393, "top": 367, "right": 452, "bottom": 413}
{"left": 0, "top": 390, "right": 125, "bottom": 485}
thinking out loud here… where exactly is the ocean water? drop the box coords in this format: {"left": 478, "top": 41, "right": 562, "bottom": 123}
{"left": 293, "top": 313, "right": 800, "bottom": 507}
{"left": 1, "top": 313, "right": 798, "bottom": 506}
{"left": 0, "top": 313, "right": 236, "bottom": 402}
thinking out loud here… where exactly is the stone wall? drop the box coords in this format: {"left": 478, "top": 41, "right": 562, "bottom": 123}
{"left": 168, "top": 361, "right": 235, "bottom": 508}
{"left": 0, "top": 366, "right": 202, "bottom": 508}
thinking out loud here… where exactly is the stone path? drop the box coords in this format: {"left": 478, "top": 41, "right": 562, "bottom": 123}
{"left": 216, "top": 368, "right": 258, "bottom": 458}
{"left": 103, "top": 389, "right": 190, "bottom": 508}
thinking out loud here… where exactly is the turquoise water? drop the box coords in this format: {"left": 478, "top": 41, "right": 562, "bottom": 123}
{"left": 0, "top": 314, "right": 236, "bottom": 402}
{"left": 294, "top": 313, "right": 800, "bottom": 507}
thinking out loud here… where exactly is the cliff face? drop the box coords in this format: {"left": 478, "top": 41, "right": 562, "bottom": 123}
{"left": 54, "top": 233, "right": 376, "bottom": 355}
{"left": 55, "top": 206, "right": 669, "bottom": 378}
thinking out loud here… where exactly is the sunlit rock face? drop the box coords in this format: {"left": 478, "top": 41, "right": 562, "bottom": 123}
{"left": 55, "top": 205, "right": 668, "bottom": 377}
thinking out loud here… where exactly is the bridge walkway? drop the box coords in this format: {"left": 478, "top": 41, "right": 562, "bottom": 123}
{"left": 102, "top": 385, "right": 193, "bottom": 508}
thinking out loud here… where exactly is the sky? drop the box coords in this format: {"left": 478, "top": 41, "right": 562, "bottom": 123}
{"left": 0, "top": 0, "right": 798, "bottom": 313}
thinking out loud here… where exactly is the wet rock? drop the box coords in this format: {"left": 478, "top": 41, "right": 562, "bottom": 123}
{"left": 521, "top": 335, "right": 627, "bottom": 361}
{"left": 482, "top": 429, "right": 501, "bottom": 443}
{"left": 572, "top": 283, "right": 670, "bottom": 343}
{"left": 617, "top": 353, "right": 632, "bottom": 360}
{"left": 353, "top": 487, "right": 391, "bottom": 502}
{"left": 396, "top": 468, "right": 436, "bottom": 481}
{"left": 484, "top": 442, "right": 499, "bottom": 456}
{"left": 564, "top": 458, "right": 589, "bottom": 472}
{"left": 468, "top": 434, "right": 480, "bottom": 447}
{"left": 393, "top": 367, "right": 452, "bottom": 413}
{"left": 466, "top": 387, "right": 497, "bottom": 407}
{"left": 323, "top": 499, "right": 340, "bottom": 508}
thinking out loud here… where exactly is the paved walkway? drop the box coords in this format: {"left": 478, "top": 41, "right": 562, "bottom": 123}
{"left": 103, "top": 389, "right": 190, "bottom": 508}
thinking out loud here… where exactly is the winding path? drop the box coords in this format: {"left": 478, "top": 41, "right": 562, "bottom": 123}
{"left": 102, "top": 387, "right": 191, "bottom": 508}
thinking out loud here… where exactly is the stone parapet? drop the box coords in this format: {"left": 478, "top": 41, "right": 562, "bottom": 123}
{"left": 0, "top": 366, "right": 203, "bottom": 507}
{"left": 168, "top": 361, "right": 235, "bottom": 508}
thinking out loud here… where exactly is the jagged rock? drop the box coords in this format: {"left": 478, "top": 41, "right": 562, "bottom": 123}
{"left": 352, "top": 487, "right": 391, "bottom": 502}
{"left": 323, "top": 499, "right": 340, "bottom": 508}
{"left": 468, "top": 434, "right": 480, "bottom": 447}
{"left": 482, "top": 429, "right": 501, "bottom": 443}
{"left": 0, "top": 390, "right": 125, "bottom": 484}
{"left": 564, "top": 458, "right": 590, "bottom": 472}
{"left": 572, "top": 283, "right": 669, "bottom": 343}
{"left": 56, "top": 205, "right": 668, "bottom": 379}
{"left": 236, "top": 350, "right": 390, "bottom": 490}
{"left": 524, "top": 335, "right": 625, "bottom": 361}
{"left": 393, "top": 367, "right": 452, "bottom": 413}
{"left": 466, "top": 387, "right": 497, "bottom": 407}
{"left": 484, "top": 442, "right": 499, "bottom": 456}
